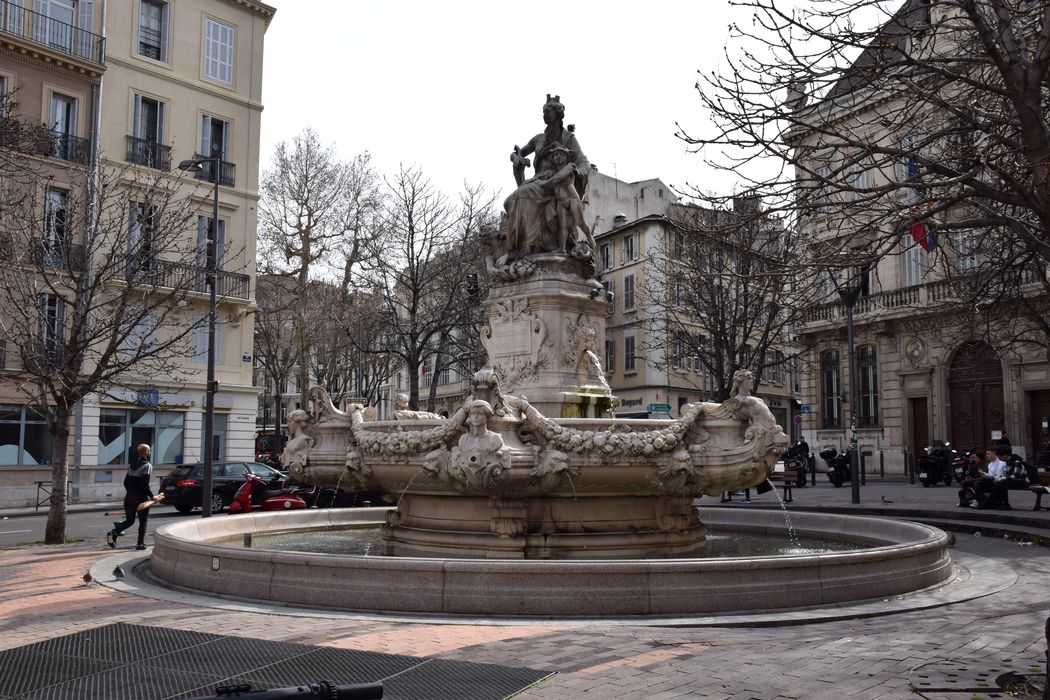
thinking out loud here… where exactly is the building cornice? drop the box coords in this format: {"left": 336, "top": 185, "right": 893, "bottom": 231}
{"left": 224, "top": 0, "right": 277, "bottom": 26}
{"left": 0, "top": 41, "right": 104, "bottom": 80}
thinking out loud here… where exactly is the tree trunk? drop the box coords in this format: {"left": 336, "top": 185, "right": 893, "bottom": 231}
{"left": 43, "top": 408, "right": 72, "bottom": 544}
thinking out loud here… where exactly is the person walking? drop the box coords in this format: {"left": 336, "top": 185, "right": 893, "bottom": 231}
{"left": 106, "top": 443, "right": 155, "bottom": 550}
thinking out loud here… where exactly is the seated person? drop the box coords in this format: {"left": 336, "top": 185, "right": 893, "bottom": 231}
{"left": 974, "top": 446, "right": 1012, "bottom": 509}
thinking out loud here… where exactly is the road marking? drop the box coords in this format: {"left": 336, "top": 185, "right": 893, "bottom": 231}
{"left": 0, "top": 529, "right": 32, "bottom": 534}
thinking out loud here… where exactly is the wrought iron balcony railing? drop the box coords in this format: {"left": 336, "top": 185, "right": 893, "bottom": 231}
{"left": 125, "top": 135, "right": 171, "bottom": 170}
{"left": 31, "top": 239, "right": 84, "bottom": 271}
{"left": 0, "top": 114, "right": 90, "bottom": 164}
{"left": 0, "top": 0, "right": 105, "bottom": 64}
{"left": 125, "top": 257, "right": 250, "bottom": 300}
{"left": 191, "top": 153, "right": 235, "bottom": 187}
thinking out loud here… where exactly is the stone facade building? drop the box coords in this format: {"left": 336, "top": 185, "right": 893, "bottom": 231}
{"left": 0, "top": 0, "right": 272, "bottom": 507}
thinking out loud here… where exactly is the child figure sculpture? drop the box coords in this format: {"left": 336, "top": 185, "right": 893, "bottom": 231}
{"left": 542, "top": 142, "right": 596, "bottom": 255}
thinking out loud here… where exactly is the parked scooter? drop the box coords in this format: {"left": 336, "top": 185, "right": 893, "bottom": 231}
{"left": 229, "top": 469, "right": 308, "bottom": 514}
{"left": 952, "top": 449, "right": 971, "bottom": 485}
{"left": 918, "top": 441, "right": 955, "bottom": 487}
{"left": 819, "top": 446, "right": 853, "bottom": 487}
{"left": 782, "top": 440, "right": 810, "bottom": 487}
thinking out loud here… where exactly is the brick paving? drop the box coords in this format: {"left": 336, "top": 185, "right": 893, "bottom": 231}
{"left": 0, "top": 477, "right": 1047, "bottom": 699}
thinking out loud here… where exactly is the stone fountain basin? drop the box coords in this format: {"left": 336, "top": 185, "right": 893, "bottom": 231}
{"left": 302, "top": 416, "right": 776, "bottom": 498}
{"left": 151, "top": 507, "right": 952, "bottom": 617}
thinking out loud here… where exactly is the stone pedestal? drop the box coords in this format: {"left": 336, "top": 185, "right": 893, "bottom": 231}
{"left": 480, "top": 257, "right": 612, "bottom": 418}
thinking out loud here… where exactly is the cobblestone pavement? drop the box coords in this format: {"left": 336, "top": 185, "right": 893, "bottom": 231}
{"left": 1, "top": 478, "right": 1048, "bottom": 699}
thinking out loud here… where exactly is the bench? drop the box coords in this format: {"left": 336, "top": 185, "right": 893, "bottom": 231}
{"left": 769, "top": 469, "right": 798, "bottom": 503}
{"left": 1031, "top": 472, "right": 1050, "bottom": 511}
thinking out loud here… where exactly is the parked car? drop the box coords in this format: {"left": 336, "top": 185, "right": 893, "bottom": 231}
{"left": 160, "top": 461, "right": 288, "bottom": 514}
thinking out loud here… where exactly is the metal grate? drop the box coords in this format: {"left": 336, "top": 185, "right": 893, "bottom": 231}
{"left": 0, "top": 624, "right": 555, "bottom": 700}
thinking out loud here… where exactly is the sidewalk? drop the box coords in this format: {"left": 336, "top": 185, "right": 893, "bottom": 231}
{"left": 0, "top": 476, "right": 1047, "bottom": 699}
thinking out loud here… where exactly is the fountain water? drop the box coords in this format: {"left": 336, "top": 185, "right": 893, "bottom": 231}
{"left": 151, "top": 95, "right": 953, "bottom": 616}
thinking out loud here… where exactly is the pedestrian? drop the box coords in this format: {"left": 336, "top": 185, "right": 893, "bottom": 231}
{"left": 974, "top": 446, "right": 1011, "bottom": 510}
{"left": 106, "top": 443, "right": 155, "bottom": 550}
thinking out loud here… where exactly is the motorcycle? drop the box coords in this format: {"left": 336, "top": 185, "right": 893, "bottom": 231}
{"left": 952, "top": 450, "right": 971, "bottom": 485}
{"left": 819, "top": 446, "right": 853, "bottom": 487}
{"left": 782, "top": 440, "right": 810, "bottom": 487}
{"left": 229, "top": 469, "right": 308, "bottom": 514}
{"left": 918, "top": 441, "right": 955, "bottom": 487}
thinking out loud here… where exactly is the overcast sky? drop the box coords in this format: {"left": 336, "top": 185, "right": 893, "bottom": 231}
{"left": 258, "top": 1, "right": 746, "bottom": 203}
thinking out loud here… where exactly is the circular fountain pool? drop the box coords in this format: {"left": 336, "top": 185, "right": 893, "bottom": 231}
{"left": 151, "top": 507, "right": 952, "bottom": 617}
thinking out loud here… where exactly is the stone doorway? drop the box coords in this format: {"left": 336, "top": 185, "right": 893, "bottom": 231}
{"left": 910, "top": 396, "right": 928, "bottom": 457}
{"left": 1028, "top": 390, "right": 1050, "bottom": 457}
{"left": 948, "top": 341, "right": 1004, "bottom": 452}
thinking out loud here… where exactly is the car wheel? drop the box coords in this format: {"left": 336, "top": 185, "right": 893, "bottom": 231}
{"left": 174, "top": 504, "right": 194, "bottom": 514}
{"left": 210, "top": 491, "right": 225, "bottom": 514}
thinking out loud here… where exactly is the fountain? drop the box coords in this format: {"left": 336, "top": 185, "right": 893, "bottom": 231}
{"left": 150, "top": 95, "right": 953, "bottom": 616}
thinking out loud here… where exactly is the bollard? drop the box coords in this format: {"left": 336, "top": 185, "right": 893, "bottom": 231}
{"left": 243, "top": 533, "right": 252, "bottom": 548}
{"left": 861, "top": 453, "right": 867, "bottom": 485}
{"left": 880, "top": 450, "right": 885, "bottom": 478}
{"left": 907, "top": 450, "right": 915, "bottom": 484}
{"left": 810, "top": 455, "right": 816, "bottom": 486}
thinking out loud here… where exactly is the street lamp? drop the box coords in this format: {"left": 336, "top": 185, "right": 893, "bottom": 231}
{"left": 178, "top": 152, "right": 220, "bottom": 518}
{"left": 836, "top": 266, "right": 868, "bottom": 505}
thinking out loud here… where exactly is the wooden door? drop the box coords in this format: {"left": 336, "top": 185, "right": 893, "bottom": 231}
{"left": 1029, "top": 391, "right": 1050, "bottom": 456}
{"left": 911, "top": 397, "right": 928, "bottom": 457}
{"left": 948, "top": 342, "right": 1003, "bottom": 452}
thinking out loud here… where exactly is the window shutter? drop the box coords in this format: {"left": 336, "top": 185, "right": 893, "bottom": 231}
{"left": 132, "top": 94, "right": 142, "bottom": 140}
{"left": 5, "top": 2, "right": 23, "bottom": 34}
{"left": 128, "top": 202, "right": 141, "bottom": 254}
{"left": 157, "top": 100, "right": 165, "bottom": 143}
{"left": 220, "top": 119, "right": 229, "bottom": 159}
{"left": 159, "top": 2, "right": 169, "bottom": 62}
{"left": 32, "top": 0, "right": 46, "bottom": 42}
{"left": 200, "top": 115, "right": 211, "bottom": 157}
{"left": 77, "top": 0, "right": 94, "bottom": 58}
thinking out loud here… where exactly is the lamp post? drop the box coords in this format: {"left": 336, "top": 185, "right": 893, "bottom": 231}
{"left": 178, "top": 152, "right": 220, "bottom": 517}
{"left": 837, "top": 267, "right": 866, "bottom": 505}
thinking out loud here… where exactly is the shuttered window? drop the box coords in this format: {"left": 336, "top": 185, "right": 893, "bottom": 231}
{"left": 203, "top": 17, "right": 234, "bottom": 85}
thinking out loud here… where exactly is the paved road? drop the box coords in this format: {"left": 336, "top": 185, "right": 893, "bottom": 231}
{"left": 0, "top": 506, "right": 189, "bottom": 548}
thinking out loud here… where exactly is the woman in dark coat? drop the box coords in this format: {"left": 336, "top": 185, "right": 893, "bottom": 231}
{"left": 106, "top": 443, "right": 154, "bottom": 550}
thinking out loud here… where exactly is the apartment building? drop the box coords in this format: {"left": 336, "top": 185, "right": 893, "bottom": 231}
{"left": 791, "top": 0, "right": 1050, "bottom": 469}
{"left": 0, "top": 0, "right": 272, "bottom": 506}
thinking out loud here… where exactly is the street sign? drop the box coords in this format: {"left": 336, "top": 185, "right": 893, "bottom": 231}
{"left": 793, "top": 415, "right": 802, "bottom": 424}
{"left": 648, "top": 403, "right": 672, "bottom": 412}
{"left": 800, "top": 405, "right": 811, "bottom": 414}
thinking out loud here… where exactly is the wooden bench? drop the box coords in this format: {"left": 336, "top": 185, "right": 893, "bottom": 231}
{"left": 769, "top": 469, "right": 798, "bottom": 503}
{"left": 1030, "top": 472, "right": 1050, "bottom": 511}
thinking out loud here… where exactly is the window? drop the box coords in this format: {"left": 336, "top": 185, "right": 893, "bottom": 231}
{"left": 857, "top": 345, "right": 879, "bottom": 427}
{"left": 898, "top": 136, "right": 919, "bottom": 182}
{"left": 129, "top": 94, "right": 166, "bottom": 168}
{"left": 203, "top": 17, "right": 234, "bottom": 85}
{"left": 35, "top": 0, "right": 75, "bottom": 52}
{"left": 200, "top": 114, "right": 229, "bottom": 160}
{"left": 128, "top": 202, "right": 156, "bottom": 271}
{"left": 44, "top": 187, "right": 68, "bottom": 251}
{"left": 138, "top": 0, "right": 168, "bottom": 61}
{"left": 693, "top": 333, "right": 707, "bottom": 374}
{"left": 98, "top": 408, "right": 184, "bottom": 466}
{"left": 48, "top": 92, "right": 78, "bottom": 160}
{"left": 816, "top": 165, "right": 832, "bottom": 214}
{"left": 673, "top": 331, "right": 689, "bottom": 371}
{"left": 817, "top": 270, "right": 836, "bottom": 302}
{"left": 191, "top": 314, "right": 223, "bottom": 365}
{"left": 599, "top": 243, "right": 611, "bottom": 271}
{"left": 602, "top": 278, "right": 614, "bottom": 313}
{"left": 36, "top": 294, "right": 65, "bottom": 368}
{"left": 672, "top": 275, "right": 687, "bottom": 306}
{"left": 820, "top": 350, "right": 841, "bottom": 429}
{"left": 849, "top": 161, "right": 871, "bottom": 202}
{"left": 900, "top": 234, "right": 924, "bottom": 287}
{"left": 196, "top": 215, "right": 227, "bottom": 274}
{"left": 768, "top": 349, "right": 785, "bottom": 384}
{"left": 0, "top": 405, "right": 51, "bottom": 466}
{"left": 623, "top": 274, "right": 635, "bottom": 310}
{"left": 624, "top": 333, "right": 636, "bottom": 373}
{"left": 954, "top": 229, "right": 980, "bottom": 273}
{"left": 672, "top": 232, "right": 685, "bottom": 258}
{"left": 436, "top": 366, "right": 451, "bottom": 385}
{"left": 0, "top": 75, "right": 8, "bottom": 117}
{"left": 604, "top": 337, "right": 615, "bottom": 374}
{"left": 624, "top": 233, "right": 637, "bottom": 262}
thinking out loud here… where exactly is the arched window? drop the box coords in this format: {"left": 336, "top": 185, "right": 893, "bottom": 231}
{"left": 857, "top": 345, "right": 879, "bottom": 427}
{"left": 821, "top": 350, "right": 841, "bottom": 429}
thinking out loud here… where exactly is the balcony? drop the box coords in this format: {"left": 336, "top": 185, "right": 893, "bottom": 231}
{"left": 0, "top": 0, "right": 105, "bottom": 65}
{"left": 31, "top": 239, "right": 84, "bottom": 271}
{"left": 127, "top": 257, "right": 250, "bottom": 300}
{"left": 125, "top": 135, "right": 171, "bottom": 171}
{"left": 0, "top": 115, "right": 90, "bottom": 164}
{"left": 191, "top": 153, "right": 235, "bottom": 187}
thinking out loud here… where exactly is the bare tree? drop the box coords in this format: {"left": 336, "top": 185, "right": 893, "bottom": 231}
{"left": 682, "top": 0, "right": 1050, "bottom": 351}
{"left": 352, "top": 167, "right": 492, "bottom": 410}
{"left": 642, "top": 198, "right": 804, "bottom": 400}
{"left": 253, "top": 274, "right": 300, "bottom": 437}
{"left": 0, "top": 161, "right": 205, "bottom": 543}
{"left": 258, "top": 128, "right": 380, "bottom": 408}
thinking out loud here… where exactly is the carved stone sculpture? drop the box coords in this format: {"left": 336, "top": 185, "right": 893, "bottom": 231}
{"left": 504, "top": 94, "right": 592, "bottom": 263}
